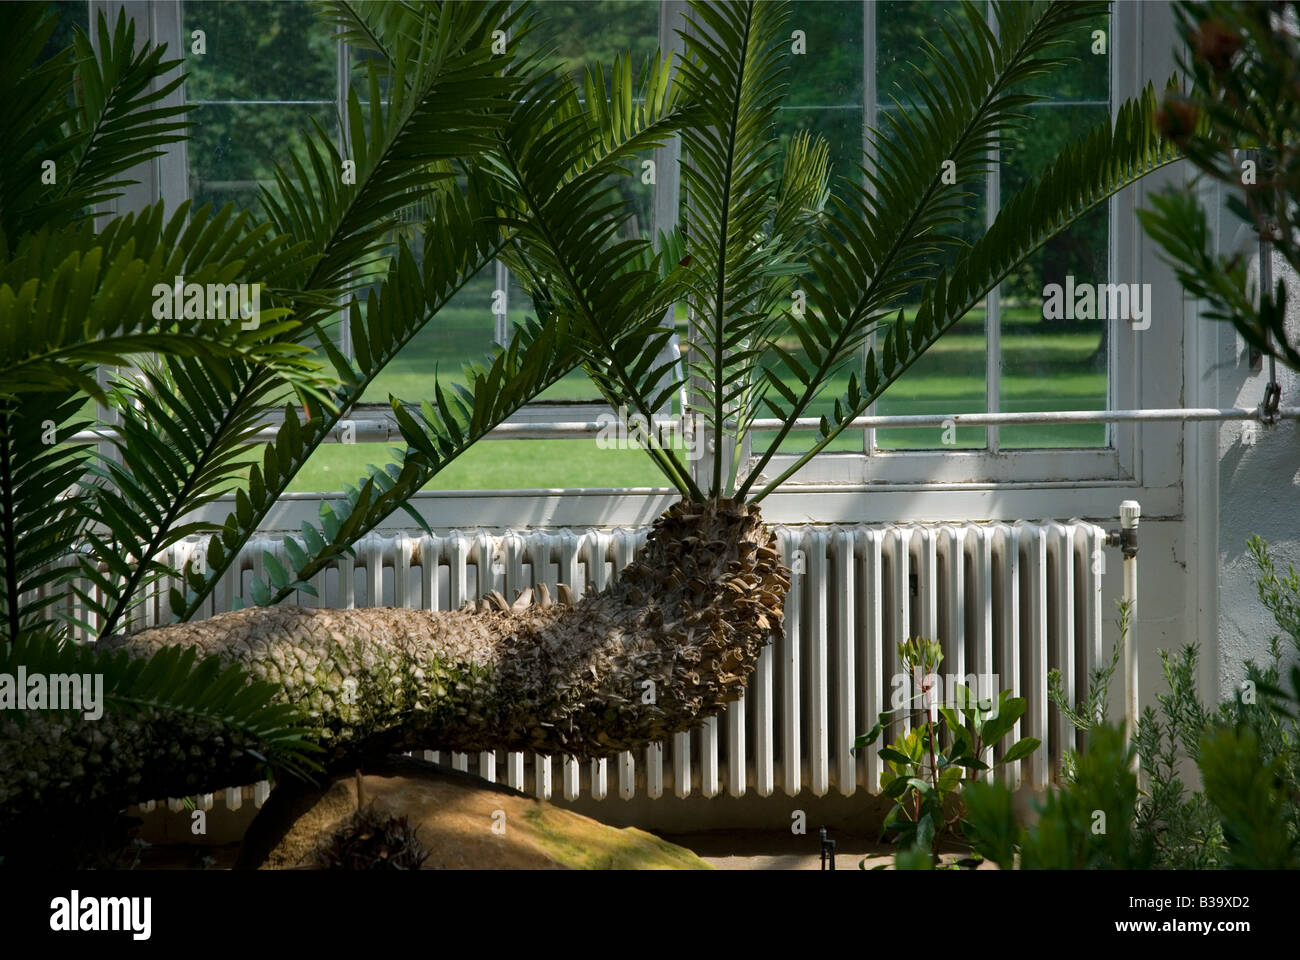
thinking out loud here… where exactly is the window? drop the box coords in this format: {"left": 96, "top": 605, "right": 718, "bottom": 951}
{"left": 40, "top": 0, "right": 89, "bottom": 63}
{"left": 164, "top": 1, "right": 1146, "bottom": 496}
{"left": 755, "top": 0, "right": 1144, "bottom": 489}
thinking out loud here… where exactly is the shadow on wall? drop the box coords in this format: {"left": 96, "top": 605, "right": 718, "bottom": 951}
{"left": 1216, "top": 226, "right": 1300, "bottom": 698}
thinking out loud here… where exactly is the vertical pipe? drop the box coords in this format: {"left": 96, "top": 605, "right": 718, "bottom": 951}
{"left": 1120, "top": 501, "right": 1141, "bottom": 764}
{"left": 781, "top": 529, "right": 803, "bottom": 797}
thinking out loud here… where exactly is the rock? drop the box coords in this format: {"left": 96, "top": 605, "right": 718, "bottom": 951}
{"left": 238, "top": 758, "right": 710, "bottom": 870}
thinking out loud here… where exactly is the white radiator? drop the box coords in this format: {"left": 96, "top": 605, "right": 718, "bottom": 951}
{"left": 127, "top": 518, "right": 1109, "bottom": 812}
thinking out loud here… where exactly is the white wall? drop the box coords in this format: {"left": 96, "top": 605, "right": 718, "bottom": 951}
{"left": 1210, "top": 225, "right": 1300, "bottom": 701}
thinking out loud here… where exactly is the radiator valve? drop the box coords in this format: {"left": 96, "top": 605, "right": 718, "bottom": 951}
{"left": 1106, "top": 500, "right": 1140, "bottom": 558}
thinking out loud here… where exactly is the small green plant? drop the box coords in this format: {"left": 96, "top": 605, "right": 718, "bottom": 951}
{"left": 1199, "top": 723, "right": 1298, "bottom": 869}
{"left": 853, "top": 637, "right": 1040, "bottom": 862}
{"left": 1049, "top": 600, "right": 1226, "bottom": 867}
{"left": 1047, "top": 599, "right": 1127, "bottom": 777}
{"left": 1132, "top": 645, "right": 1225, "bottom": 869}
{"left": 962, "top": 723, "right": 1155, "bottom": 870}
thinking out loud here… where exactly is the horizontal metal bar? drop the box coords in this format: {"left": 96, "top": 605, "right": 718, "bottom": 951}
{"left": 70, "top": 406, "right": 1298, "bottom": 446}
{"left": 751, "top": 406, "right": 1300, "bottom": 431}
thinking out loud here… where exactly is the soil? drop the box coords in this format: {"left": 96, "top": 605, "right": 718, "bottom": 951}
{"left": 127, "top": 758, "right": 986, "bottom": 870}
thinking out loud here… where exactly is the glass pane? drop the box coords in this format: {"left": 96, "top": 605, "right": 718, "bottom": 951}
{"left": 183, "top": 1, "right": 336, "bottom": 215}
{"left": 182, "top": 0, "right": 336, "bottom": 102}
{"left": 187, "top": 102, "right": 336, "bottom": 213}
{"left": 781, "top": 1, "right": 864, "bottom": 178}
{"left": 875, "top": 303, "right": 988, "bottom": 450}
{"left": 873, "top": 0, "right": 987, "bottom": 450}
{"left": 300, "top": 253, "right": 686, "bottom": 491}
{"left": 876, "top": 0, "right": 964, "bottom": 101}
{"left": 753, "top": 1, "right": 864, "bottom": 459}
{"left": 525, "top": 0, "right": 661, "bottom": 84}
{"left": 998, "top": 4, "right": 1110, "bottom": 449}
{"left": 363, "top": 262, "right": 505, "bottom": 405}
{"left": 39, "top": 1, "right": 87, "bottom": 65}
{"left": 1018, "top": 7, "right": 1109, "bottom": 102}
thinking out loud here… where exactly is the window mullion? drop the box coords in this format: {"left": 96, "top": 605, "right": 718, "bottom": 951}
{"left": 985, "top": 0, "right": 1000, "bottom": 454}
{"left": 496, "top": 21, "right": 512, "bottom": 350}
{"left": 336, "top": 33, "right": 353, "bottom": 362}
{"left": 862, "top": 0, "right": 877, "bottom": 456}
{"left": 493, "top": 260, "right": 510, "bottom": 347}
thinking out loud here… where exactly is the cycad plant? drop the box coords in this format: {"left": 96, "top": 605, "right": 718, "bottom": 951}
{"left": 2, "top": 0, "right": 1179, "bottom": 862}
{"left": 0, "top": 0, "right": 705, "bottom": 857}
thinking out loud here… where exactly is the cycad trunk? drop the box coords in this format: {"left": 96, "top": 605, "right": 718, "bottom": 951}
{"left": 0, "top": 499, "right": 787, "bottom": 841}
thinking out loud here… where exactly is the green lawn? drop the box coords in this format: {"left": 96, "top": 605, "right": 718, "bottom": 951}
{"left": 286, "top": 304, "right": 1106, "bottom": 491}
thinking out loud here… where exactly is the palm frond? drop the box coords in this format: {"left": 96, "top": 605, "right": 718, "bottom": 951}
{"left": 71, "top": 352, "right": 293, "bottom": 639}
{"left": 172, "top": 176, "right": 507, "bottom": 620}
{"left": 312, "top": 0, "right": 429, "bottom": 65}
{"left": 151, "top": 4, "right": 533, "bottom": 620}
{"left": 486, "top": 57, "right": 699, "bottom": 497}
{"left": 250, "top": 309, "right": 587, "bottom": 606}
{"left": 0, "top": 3, "right": 78, "bottom": 246}
{"left": 1137, "top": 189, "right": 1297, "bottom": 368}
{"left": 0, "top": 393, "right": 93, "bottom": 643}
{"left": 259, "top": 0, "right": 523, "bottom": 297}
{"left": 0, "top": 201, "right": 329, "bottom": 403}
{"left": 674, "top": 0, "right": 792, "bottom": 495}
{"left": 2, "top": 7, "right": 190, "bottom": 239}
{"left": 747, "top": 82, "right": 1180, "bottom": 500}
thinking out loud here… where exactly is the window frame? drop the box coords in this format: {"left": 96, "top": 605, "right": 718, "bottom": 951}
{"left": 136, "top": 0, "right": 1185, "bottom": 522}
{"left": 758, "top": 0, "right": 1153, "bottom": 489}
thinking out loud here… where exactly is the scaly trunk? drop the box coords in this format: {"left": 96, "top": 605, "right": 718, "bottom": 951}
{"left": 0, "top": 499, "right": 788, "bottom": 837}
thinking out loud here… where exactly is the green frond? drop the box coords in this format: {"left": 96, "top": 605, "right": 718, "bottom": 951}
{"left": 250, "top": 309, "right": 588, "bottom": 606}
{"left": 260, "top": 1, "right": 521, "bottom": 296}
{"left": 72, "top": 352, "right": 297, "bottom": 639}
{"left": 1, "top": 7, "right": 190, "bottom": 239}
{"left": 673, "top": 0, "right": 795, "bottom": 494}
{"left": 748, "top": 82, "right": 1179, "bottom": 501}
{"left": 737, "top": 0, "right": 1128, "bottom": 498}
{"left": 0, "top": 201, "right": 330, "bottom": 402}
{"left": 312, "top": 0, "right": 428, "bottom": 65}
{"left": 1139, "top": 188, "right": 1298, "bottom": 371}
{"left": 174, "top": 177, "right": 507, "bottom": 620}
{"left": 484, "top": 51, "right": 700, "bottom": 497}
{"left": 0, "top": 393, "right": 94, "bottom": 643}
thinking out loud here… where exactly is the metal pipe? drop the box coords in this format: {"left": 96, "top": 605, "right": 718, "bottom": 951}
{"left": 1118, "top": 500, "right": 1141, "bottom": 768}
{"left": 753, "top": 406, "right": 1300, "bottom": 431}
{"left": 70, "top": 405, "right": 1300, "bottom": 445}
